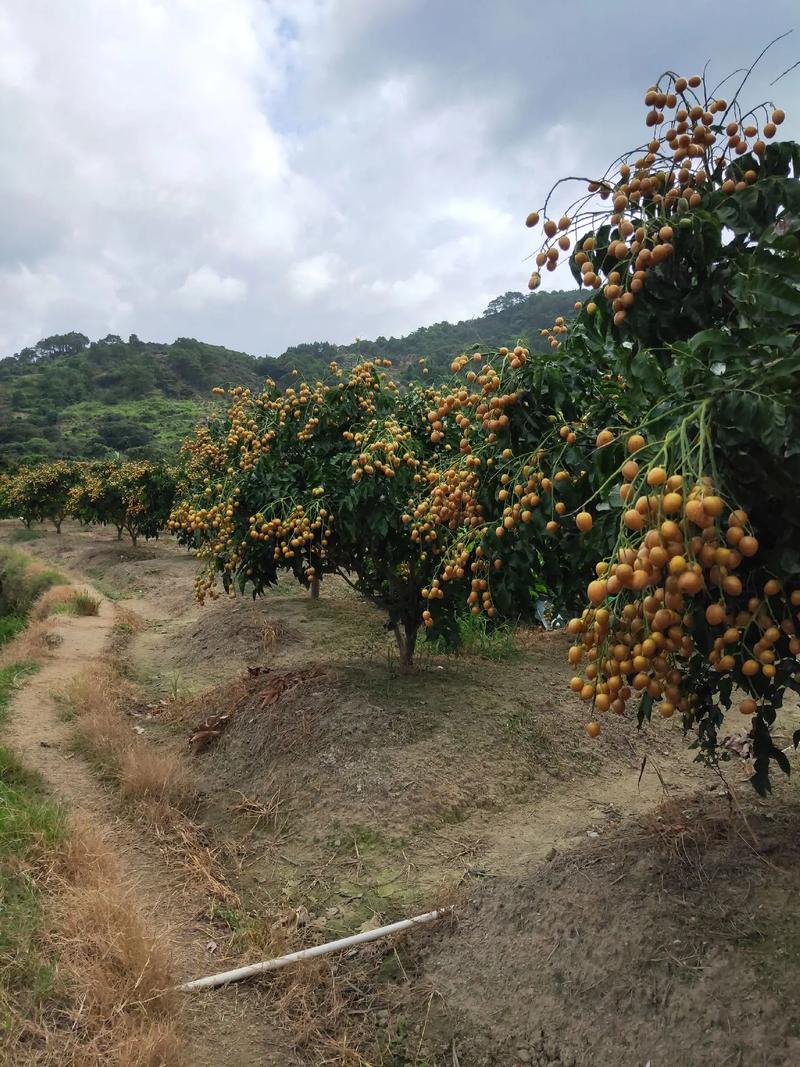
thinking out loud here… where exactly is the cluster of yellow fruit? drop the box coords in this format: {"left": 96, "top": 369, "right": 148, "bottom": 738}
{"left": 524, "top": 72, "right": 786, "bottom": 324}
{"left": 567, "top": 436, "right": 799, "bottom": 736}
{"left": 418, "top": 547, "right": 497, "bottom": 628}
{"left": 538, "top": 311, "right": 581, "bottom": 350}
{"left": 425, "top": 354, "right": 523, "bottom": 447}
{"left": 349, "top": 418, "right": 418, "bottom": 482}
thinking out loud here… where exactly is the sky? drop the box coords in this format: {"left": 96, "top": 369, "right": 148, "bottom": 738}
{"left": 1, "top": 1, "right": 798, "bottom": 359}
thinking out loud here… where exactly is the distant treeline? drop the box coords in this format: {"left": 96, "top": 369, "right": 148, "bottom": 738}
{"left": 0, "top": 289, "right": 580, "bottom": 468}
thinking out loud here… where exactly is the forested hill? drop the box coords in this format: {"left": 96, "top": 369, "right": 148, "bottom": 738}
{"left": 272, "top": 289, "right": 580, "bottom": 383}
{"left": 0, "top": 289, "right": 580, "bottom": 468}
{"left": 0, "top": 333, "right": 267, "bottom": 469}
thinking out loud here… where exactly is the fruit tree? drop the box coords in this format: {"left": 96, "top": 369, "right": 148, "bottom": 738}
{"left": 68, "top": 461, "right": 177, "bottom": 545}
{"left": 522, "top": 54, "right": 800, "bottom": 793}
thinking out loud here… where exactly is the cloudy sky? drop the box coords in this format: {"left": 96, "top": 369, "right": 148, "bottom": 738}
{"left": 1, "top": 1, "right": 798, "bottom": 358}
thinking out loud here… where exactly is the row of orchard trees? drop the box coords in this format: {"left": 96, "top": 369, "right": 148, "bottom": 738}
{"left": 172, "top": 60, "right": 800, "bottom": 794}
{"left": 0, "top": 460, "right": 176, "bottom": 544}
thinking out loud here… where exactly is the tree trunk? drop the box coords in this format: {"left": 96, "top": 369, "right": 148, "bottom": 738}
{"left": 392, "top": 616, "right": 419, "bottom": 672}
{"left": 54, "top": 517, "right": 62, "bottom": 534}
{"left": 310, "top": 576, "right": 320, "bottom": 599}
{"left": 23, "top": 518, "right": 32, "bottom": 529}
{"left": 116, "top": 525, "right": 124, "bottom": 541}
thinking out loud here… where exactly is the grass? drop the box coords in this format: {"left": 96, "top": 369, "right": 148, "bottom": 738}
{"left": 0, "top": 648, "right": 185, "bottom": 1064}
{"left": 0, "top": 662, "right": 40, "bottom": 725}
{"left": 85, "top": 573, "right": 127, "bottom": 602}
{"left": 10, "top": 528, "right": 43, "bottom": 543}
{"left": 0, "top": 546, "right": 65, "bottom": 619}
{"left": 68, "top": 590, "right": 101, "bottom": 616}
{"left": 61, "top": 664, "right": 197, "bottom": 818}
{"left": 32, "top": 586, "right": 101, "bottom": 621}
{"left": 0, "top": 661, "right": 65, "bottom": 1049}
{"left": 0, "top": 614, "right": 26, "bottom": 648}
{"left": 426, "top": 611, "right": 520, "bottom": 662}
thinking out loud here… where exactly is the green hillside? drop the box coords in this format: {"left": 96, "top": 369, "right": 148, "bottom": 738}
{"left": 0, "top": 290, "right": 580, "bottom": 469}
{"left": 0, "top": 333, "right": 265, "bottom": 469}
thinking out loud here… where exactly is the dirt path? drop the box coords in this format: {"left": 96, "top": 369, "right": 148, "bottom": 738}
{"left": 3, "top": 583, "right": 292, "bottom": 1067}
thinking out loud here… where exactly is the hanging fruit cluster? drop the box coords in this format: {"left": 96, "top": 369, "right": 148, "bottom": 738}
{"left": 524, "top": 70, "right": 786, "bottom": 327}
{"left": 566, "top": 424, "right": 800, "bottom": 744}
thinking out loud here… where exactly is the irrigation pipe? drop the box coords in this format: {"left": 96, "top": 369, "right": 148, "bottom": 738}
{"left": 178, "top": 907, "right": 451, "bottom": 992}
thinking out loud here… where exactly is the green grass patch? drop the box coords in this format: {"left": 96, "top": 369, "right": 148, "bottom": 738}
{"left": 0, "top": 661, "right": 65, "bottom": 1033}
{"left": 426, "top": 611, "right": 520, "bottom": 662}
{"left": 9, "top": 528, "right": 43, "bottom": 543}
{"left": 0, "top": 615, "right": 26, "bottom": 649}
{"left": 0, "top": 546, "right": 65, "bottom": 618}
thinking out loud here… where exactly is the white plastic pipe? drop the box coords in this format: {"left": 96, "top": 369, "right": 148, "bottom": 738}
{"left": 179, "top": 907, "right": 449, "bottom": 992}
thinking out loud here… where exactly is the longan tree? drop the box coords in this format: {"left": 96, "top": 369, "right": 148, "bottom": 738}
{"left": 69, "top": 462, "right": 176, "bottom": 545}
{"left": 170, "top": 350, "right": 612, "bottom": 669}
{"left": 521, "top": 53, "right": 800, "bottom": 792}
{"left": 0, "top": 461, "right": 83, "bottom": 531}
{"left": 171, "top": 365, "right": 456, "bottom": 668}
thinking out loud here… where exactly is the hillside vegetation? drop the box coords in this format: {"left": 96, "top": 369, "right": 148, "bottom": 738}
{"left": 0, "top": 290, "right": 579, "bottom": 469}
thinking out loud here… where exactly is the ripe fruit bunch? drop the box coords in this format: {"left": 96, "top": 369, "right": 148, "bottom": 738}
{"left": 524, "top": 69, "right": 787, "bottom": 328}
{"left": 569, "top": 447, "right": 799, "bottom": 727}
{"left": 519, "top": 51, "right": 800, "bottom": 792}
{"left": 562, "top": 388, "right": 800, "bottom": 789}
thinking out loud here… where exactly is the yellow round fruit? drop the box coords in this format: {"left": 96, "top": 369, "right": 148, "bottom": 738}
{"left": 576, "top": 511, "right": 593, "bottom": 532}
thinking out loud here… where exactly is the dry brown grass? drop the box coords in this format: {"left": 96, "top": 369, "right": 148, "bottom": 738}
{"left": 51, "top": 880, "right": 177, "bottom": 1017}
{"left": 58, "top": 664, "right": 227, "bottom": 911}
{"left": 7, "top": 819, "right": 187, "bottom": 1067}
{"left": 61, "top": 662, "right": 139, "bottom": 715}
{"left": 30, "top": 584, "right": 78, "bottom": 620}
{"left": 118, "top": 746, "right": 196, "bottom": 815}
{"left": 0, "top": 618, "right": 63, "bottom": 666}
{"left": 62, "top": 665, "right": 198, "bottom": 821}
{"left": 114, "top": 606, "right": 147, "bottom": 633}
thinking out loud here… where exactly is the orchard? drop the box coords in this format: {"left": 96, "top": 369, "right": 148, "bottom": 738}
{"left": 0, "top": 460, "right": 83, "bottom": 532}
{"left": 68, "top": 461, "right": 177, "bottom": 545}
{"left": 171, "top": 56, "right": 799, "bottom": 793}
{"left": 0, "top": 460, "right": 176, "bottom": 544}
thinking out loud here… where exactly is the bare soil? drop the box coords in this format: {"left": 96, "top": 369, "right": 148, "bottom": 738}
{"left": 4, "top": 519, "right": 800, "bottom": 1067}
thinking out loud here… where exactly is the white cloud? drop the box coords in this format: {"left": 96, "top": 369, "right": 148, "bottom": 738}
{"left": 287, "top": 254, "right": 341, "bottom": 300}
{"left": 1, "top": 0, "right": 798, "bottom": 358}
{"left": 174, "top": 266, "right": 247, "bottom": 310}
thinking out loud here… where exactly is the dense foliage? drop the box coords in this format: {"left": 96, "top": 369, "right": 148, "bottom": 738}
{"left": 0, "top": 461, "right": 81, "bottom": 531}
{"left": 67, "top": 462, "right": 177, "bottom": 544}
{"left": 0, "top": 335, "right": 263, "bottom": 469}
{"left": 171, "top": 344, "right": 593, "bottom": 666}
